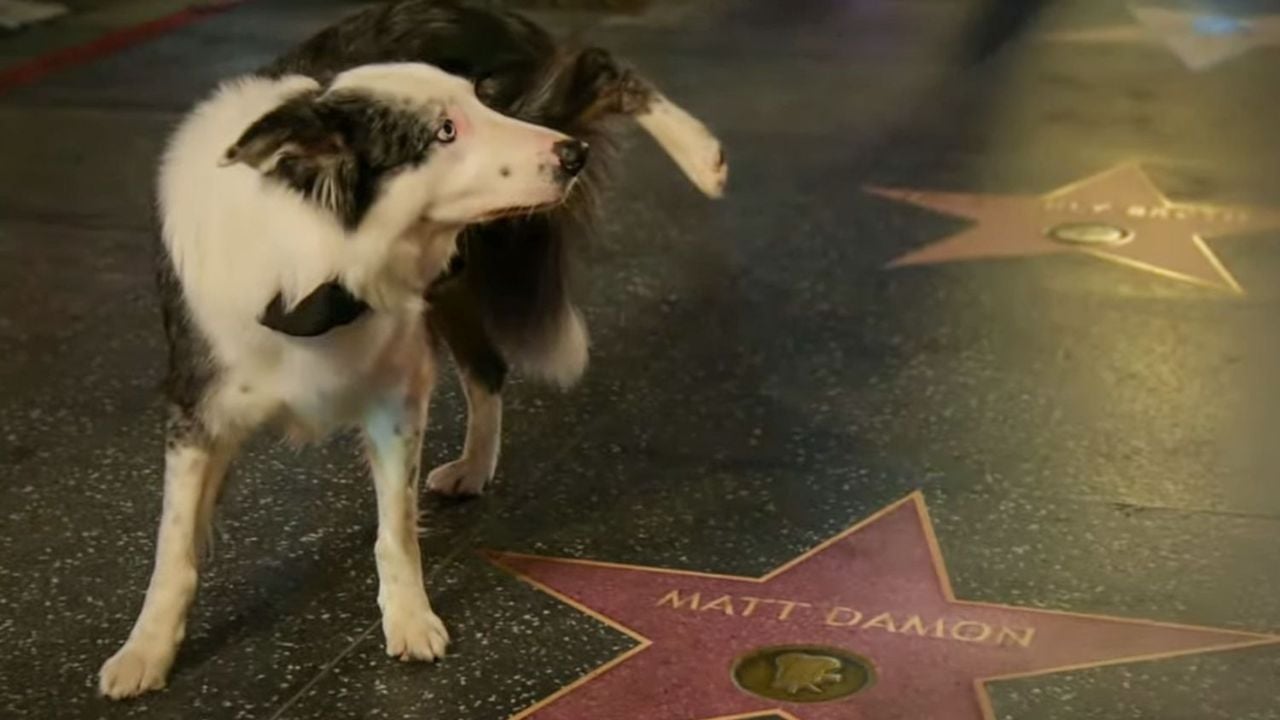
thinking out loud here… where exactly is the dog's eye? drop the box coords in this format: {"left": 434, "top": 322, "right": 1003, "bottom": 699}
{"left": 436, "top": 119, "right": 457, "bottom": 144}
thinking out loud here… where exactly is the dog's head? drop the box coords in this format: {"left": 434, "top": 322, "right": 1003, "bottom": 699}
{"left": 223, "top": 62, "right": 588, "bottom": 230}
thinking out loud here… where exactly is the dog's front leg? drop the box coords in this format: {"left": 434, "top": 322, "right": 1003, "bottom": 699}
{"left": 362, "top": 386, "right": 450, "bottom": 662}
{"left": 99, "top": 422, "right": 235, "bottom": 699}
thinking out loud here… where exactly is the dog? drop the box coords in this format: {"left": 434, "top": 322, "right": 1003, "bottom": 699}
{"left": 264, "top": 0, "right": 728, "bottom": 497}
{"left": 100, "top": 0, "right": 726, "bottom": 699}
{"left": 98, "top": 62, "right": 589, "bottom": 699}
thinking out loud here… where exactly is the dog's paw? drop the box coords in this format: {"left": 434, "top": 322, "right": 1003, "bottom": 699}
{"left": 98, "top": 640, "right": 175, "bottom": 700}
{"left": 382, "top": 604, "right": 450, "bottom": 662}
{"left": 426, "top": 458, "right": 491, "bottom": 497}
{"left": 636, "top": 95, "right": 728, "bottom": 199}
{"left": 687, "top": 138, "right": 728, "bottom": 199}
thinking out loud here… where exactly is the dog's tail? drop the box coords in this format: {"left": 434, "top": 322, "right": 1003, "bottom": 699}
{"left": 452, "top": 212, "right": 592, "bottom": 390}
{"left": 506, "top": 301, "right": 589, "bottom": 388}
{"left": 632, "top": 89, "right": 729, "bottom": 199}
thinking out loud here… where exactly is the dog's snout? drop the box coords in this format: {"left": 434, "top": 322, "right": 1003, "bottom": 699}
{"left": 553, "top": 139, "right": 589, "bottom": 178}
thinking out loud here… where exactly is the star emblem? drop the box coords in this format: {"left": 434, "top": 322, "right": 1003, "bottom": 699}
{"left": 864, "top": 163, "right": 1280, "bottom": 293}
{"left": 1049, "top": 5, "right": 1280, "bottom": 71}
{"left": 487, "top": 494, "right": 1277, "bottom": 720}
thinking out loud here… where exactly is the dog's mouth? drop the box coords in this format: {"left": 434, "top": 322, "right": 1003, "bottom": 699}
{"left": 473, "top": 200, "right": 564, "bottom": 223}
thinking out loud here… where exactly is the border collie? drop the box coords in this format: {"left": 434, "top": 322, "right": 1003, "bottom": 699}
{"left": 99, "top": 62, "right": 587, "bottom": 698}
{"left": 100, "top": 0, "right": 725, "bottom": 699}
{"left": 265, "top": 0, "right": 727, "bottom": 497}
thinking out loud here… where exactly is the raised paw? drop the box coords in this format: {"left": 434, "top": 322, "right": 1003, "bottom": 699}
{"left": 382, "top": 605, "right": 450, "bottom": 662}
{"left": 663, "top": 123, "right": 727, "bottom": 199}
{"left": 636, "top": 95, "right": 729, "bottom": 199}
{"left": 98, "top": 640, "right": 176, "bottom": 700}
{"left": 690, "top": 141, "right": 728, "bottom": 199}
{"left": 426, "top": 458, "right": 491, "bottom": 497}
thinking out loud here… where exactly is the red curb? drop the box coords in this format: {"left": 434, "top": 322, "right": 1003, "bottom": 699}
{"left": 0, "top": 2, "right": 243, "bottom": 95}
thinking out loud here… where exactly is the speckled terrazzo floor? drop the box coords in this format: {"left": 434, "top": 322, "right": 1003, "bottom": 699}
{"left": 1, "top": 1, "right": 1279, "bottom": 719}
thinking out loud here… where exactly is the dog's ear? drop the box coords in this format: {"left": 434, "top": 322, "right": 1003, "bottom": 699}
{"left": 222, "top": 94, "right": 347, "bottom": 171}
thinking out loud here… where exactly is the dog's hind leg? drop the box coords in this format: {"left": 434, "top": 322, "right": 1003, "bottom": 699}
{"left": 425, "top": 280, "right": 507, "bottom": 497}
{"left": 362, "top": 364, "right": 449, "bottom": 662}
{"left": 427, "top": 366, "right": 503, "bottom": 497}
{"left": 99, "top": 418, "right": 237, "bottom": 699}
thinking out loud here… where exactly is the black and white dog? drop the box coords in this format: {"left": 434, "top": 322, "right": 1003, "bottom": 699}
{"left": 100, "top": 0, "right": 724, "bottom": 700}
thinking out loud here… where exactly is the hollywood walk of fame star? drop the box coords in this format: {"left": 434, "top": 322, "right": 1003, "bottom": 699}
{"left": 864, "top": 163, "right": 1280, "bottom": 293}
{"left": 1048, "top": 5, "right": 1280, "bottom": 71}
{"left": 486, "top": 494, "right": 1278, "bottom": 720}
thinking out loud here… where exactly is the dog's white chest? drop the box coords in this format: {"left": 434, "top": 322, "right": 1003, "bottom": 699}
{"left": 210, "top": 312, "right": 422, "bottom": 437}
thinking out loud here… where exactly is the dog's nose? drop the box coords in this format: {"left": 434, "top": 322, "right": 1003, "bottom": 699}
{"left": 553, "top": 139, "right": 589, "bottom": 177}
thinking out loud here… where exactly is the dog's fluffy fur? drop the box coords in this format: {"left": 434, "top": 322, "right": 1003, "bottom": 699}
{"left": 100, "top": 0, "right": 725, "bottom": 699}
{"left": 267, "top": 0, "right": 727, "bottom": 496}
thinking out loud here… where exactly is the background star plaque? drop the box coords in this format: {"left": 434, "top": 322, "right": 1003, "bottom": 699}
{"left": 865, "top": 163, "right": 1280, "bottom": 293}
{"left": 1048, "top": 5, "right": 1280, "bottom": 71}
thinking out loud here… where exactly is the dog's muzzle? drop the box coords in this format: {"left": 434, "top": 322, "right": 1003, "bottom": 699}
{"left": 554, "top": 139, "right": 589, "bottom": 181}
